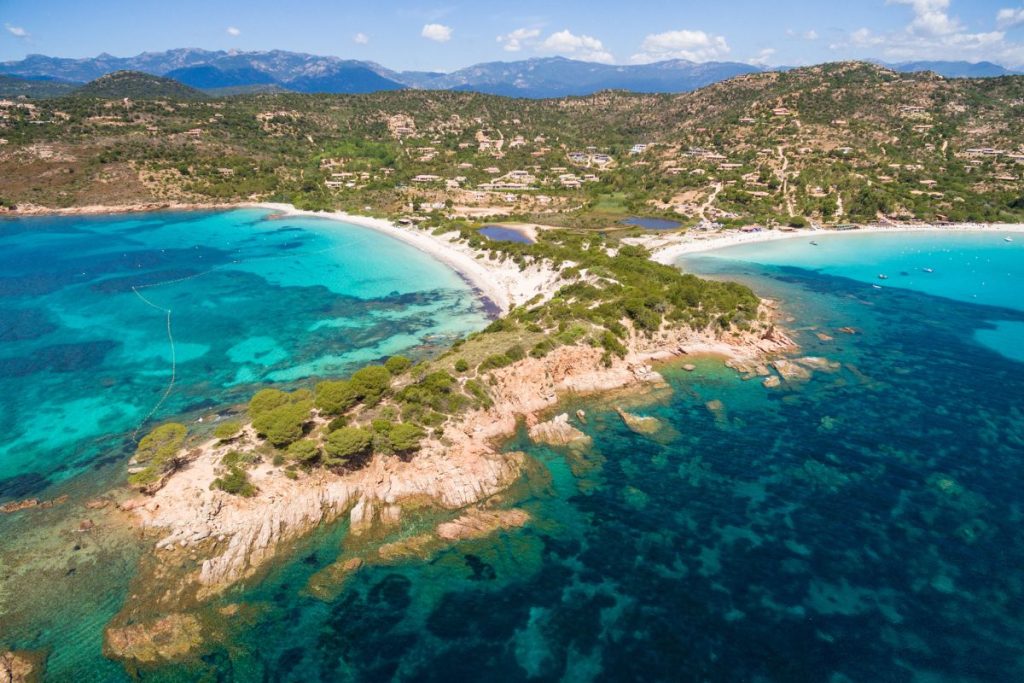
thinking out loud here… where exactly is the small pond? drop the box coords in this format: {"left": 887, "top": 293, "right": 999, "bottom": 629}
{"left": 479, "top": 226, "right": 534, "bottom": 244}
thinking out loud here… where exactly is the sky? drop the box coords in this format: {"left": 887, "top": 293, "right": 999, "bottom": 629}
{"left": 2, "top": 0, "right": 1024, "bottom": 71}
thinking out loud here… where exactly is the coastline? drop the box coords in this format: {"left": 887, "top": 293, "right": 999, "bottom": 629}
{"left": 105, "top": 306, "right": 798, "bottom": 667}
{"left": 645, "top": 223, "right": 1024, "bottom": 264}
{"left": 254, "top": 203, "right": 562, "bottom": 315}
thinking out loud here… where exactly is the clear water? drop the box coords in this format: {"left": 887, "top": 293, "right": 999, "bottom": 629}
{"left": 620, "top": 216, "right": 681, "bottom": 230}
{"left": 479, "top": 226, "right": 534, "bottom": 244}
{"left": 0, "top": 209, "right": 490, "bottom": 501}
{"left": 5, "top": 228, "right": 1024, "bottom": 681}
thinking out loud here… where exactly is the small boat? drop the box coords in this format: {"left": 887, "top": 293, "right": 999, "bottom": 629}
{"left": 872, "top": 284, "right": 883, "bottom": 289}
{"left": 878, "top": 274, "right": 889, "bottom": 280}
{"left": 1005, "top": 237, "right": 1014, "bottom": 243}
{"left": 809, "top": 241, "right": 818, "bottom": 246}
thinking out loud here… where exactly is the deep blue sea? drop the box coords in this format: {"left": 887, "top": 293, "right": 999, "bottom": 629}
{"left": 3, "top": 226, "right": 1024, "bottom": 681}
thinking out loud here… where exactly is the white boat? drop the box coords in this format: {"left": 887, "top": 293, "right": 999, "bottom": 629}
{"left": 923, "top": 268, "right": 934, "bottom": 273}
{"left": 872, "top": 284, "right": 883, "bottom": 289}
{"left": 1005, "top": 237, "right": 1014, "bottom": 243}
{"left": 878, "top": 274, "right": 889, "bottom": 280}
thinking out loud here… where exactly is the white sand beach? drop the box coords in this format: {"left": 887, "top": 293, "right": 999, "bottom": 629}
{"left": 642, "top": 223, "right": 1024, "bottom": 265}
{"left": 254, "top": 203, "right": 562, "bottom": 314}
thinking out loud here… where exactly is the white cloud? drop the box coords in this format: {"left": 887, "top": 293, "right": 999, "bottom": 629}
{"left": 421, "top": 23, "right": 453, "bottom": 43}
{"left": 997, "top": 7, "right": 1024, "bottom": 28}
{"left": 497, "top": 28, "right": 541, "bottom": 52}
{"left": 830, "top": 2, "right": 1024, "bottom": 69}
{"left": 226, "top": 26, "right": 241, "bottom": 36}
{"left": 354, "top": 32, "right": 369, "bottom": 45}
{"left": 748, "top": 48, "right": 777, "bottom": 66}
{"left": 888, "top": 0, "right": 960, "bottom": 36}
{"left": 631, "top": 29, "right": 731, "bottom": 63}
{"left": 5, "top": 23, "right": 28, "bottom": 38}
{"left": 804, "top": 29, "right": 820, "bottom": 40}
{"left": 540, "top": 29, "right": 614, "bottom": 63}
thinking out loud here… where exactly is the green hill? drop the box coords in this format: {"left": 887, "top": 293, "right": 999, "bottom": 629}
{"left": 72, "top": 70, "right": 205, "bottom": 100}
{"left": 0, "top": 74, "right": 80, "bottom": 98}
{"left": 2, "top": 61, "right": 1022, "bottom": 223}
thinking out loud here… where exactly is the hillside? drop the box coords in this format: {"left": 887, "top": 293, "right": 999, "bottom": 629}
{"left": 3, "top": 48, "right": 1018, "bottom": 98}
{"left": 0, "top": 74, "right": 80, "bottom": 98}
{"left": 1, "top": 62, "right": 1021, "bottom": 225}
{"left": 73, "top": 70, "right": 206, "bottom": 100}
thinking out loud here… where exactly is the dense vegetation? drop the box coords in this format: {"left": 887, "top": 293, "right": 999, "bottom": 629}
{"left": 2, "top": 62, "right": 1022, "bottom": 225}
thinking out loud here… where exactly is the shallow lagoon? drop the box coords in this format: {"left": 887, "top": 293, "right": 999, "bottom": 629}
{"left": 4, "top": 228, "right": 1024, "bottom": 681}
{"left": 0, "top": 208, "right": 490, "bottom": 500}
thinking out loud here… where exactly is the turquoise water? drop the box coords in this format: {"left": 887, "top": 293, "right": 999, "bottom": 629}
{"left": 5, "top": 227, "right": 1024, "bottom": 680}
{"left": 0, "top": 209, "right": 489, "bottom": 502}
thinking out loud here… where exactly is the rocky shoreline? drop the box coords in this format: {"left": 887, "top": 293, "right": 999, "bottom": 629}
{"left": 100, "top": 305, "right": 796, "bottom": 665}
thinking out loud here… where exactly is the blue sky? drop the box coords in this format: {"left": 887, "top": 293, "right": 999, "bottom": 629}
{"left": 2, "top": 0, "right": 1024, "bottom": 70}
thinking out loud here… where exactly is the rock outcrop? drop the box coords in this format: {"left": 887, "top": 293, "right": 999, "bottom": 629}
{"left": 0, "top": 651, "right": 44, "bottom": 683}
{"left": 528, "top": 413, "right": 591, "bottom": 448}
{"left": 615, "top": 408, "right": 664, "bottom": 435}
{"left": 105, "top": 614, "right": 203, "bottom": 665}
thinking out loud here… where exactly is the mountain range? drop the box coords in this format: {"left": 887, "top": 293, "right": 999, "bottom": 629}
{"left": 0, "top": 48, "right": 1019, "bottom": 99}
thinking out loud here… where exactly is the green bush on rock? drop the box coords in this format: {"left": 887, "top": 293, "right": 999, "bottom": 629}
{"left": 127, "top": 422, "right": 188, "bottom": 487}
{"left": 323, "top": 427, "right": 374, "bottom": 467}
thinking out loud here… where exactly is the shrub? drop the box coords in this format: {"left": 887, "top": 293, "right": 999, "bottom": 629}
{"left": 127, "top": 422, "right": 188, "bottom": 486}
{"left": 348, "top": 365, "right": 392, "bottom": 404}
{"left": 314, "top": 380, "right": 357, "bottom": 415}
{"left": 454, "top": 358, "right": 469, "bottom": 373}
{"left": 287, "top": 439, "right": 320, "bottom": 463}
{"left": 385, "top": 422, "right": 425, "bottom": 454}
{"left": 326, "top": 415, "right": 349, "bottom": 432}
{"left": 213, "top": 420, "right": 242, "bottom": 440}
{"left": 478, "top": 354, "right": 512, "bottom": 372}
{"left": 249, "top": 388, "right": 291, "bottom": 418}
{"left": 212, "top": 465, "right": 256, "bottom": 497}
{"left": 384, "top": 355, "right": 413, "bottom": 375}
{"left": 505, "top": 344, "right": 526, "bottom": 362}
{"left": 323, "top": 427, "right": 373, "bottom": 467}
{"left": 252, "top": 400, "right": 312, "bottom": 447}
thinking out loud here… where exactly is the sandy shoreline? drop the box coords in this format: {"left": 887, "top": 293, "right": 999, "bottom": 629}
{"left": 646, "top": 223, "right": 1024, "bottom": 264}
{"left": 252, "top": 203, "right": 561, "bottom": 314}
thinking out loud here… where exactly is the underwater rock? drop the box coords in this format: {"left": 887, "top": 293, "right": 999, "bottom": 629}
{"left": 575, "top": 409, "right": 587, "bottom": 424}
{"left": 377, "top": 534, "right": 436, "bottom": 561}
{"left": 705, "top": 400, "right": 728, "bottom": 424}
{"left": 85, "top": 498, "right": 110, "bottom": 510}
{"left": 795, "top": 356, "right": 841, "bottom": 372}
{"left": 763, "top": 375, "right": 782, "bottom": 389}
{"left": 682, "top": 363, "right": 697, "bottom": 372}
{"left": 0, "top": 499, "right": 38, "bottom": 514}
{"left": 816, "top": 332, "right": 834, "bottom": 342}
{"left": 838, "top": 326, "right": 858, "bottom": 335}
{"left": 615, "top": 407, "right": 663, "bottom": 435}
{"left": 771, "top": 359, "right": 812, "bottom": 382}
{"left": 436, "top": 507, "right": 530, "bottom": 542}
{"left": 528, "top": 413, "right": 592, "bottom": 448}
{"left": 104, "top": 613, "right": 203, "bottom": 665}
{"left": 0, "top": 650, "right": 45, "bottom": 683}
{"left": 0, "top": 494, "right": 67, "bottom": 514}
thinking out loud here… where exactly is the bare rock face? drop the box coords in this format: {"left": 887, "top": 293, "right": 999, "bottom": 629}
{"left": 528, "top": 413, "right": 591, "bottom": 448}
{"left": 104, "top": 614, "right": 203, "bottom": 665}
{"left": 615, "top": 408, "right": 663, "bottom": 435}
{"left": 436, "top": 508, "right": 530, "bottom": 541}
{"left": 0, "top": 651, "right": 44, "bottom": 683}
{"left": 763, "top": 375, "right": 782, "bottom": 389}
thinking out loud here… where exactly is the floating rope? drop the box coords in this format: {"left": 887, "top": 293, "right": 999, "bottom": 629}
{"left": 126, "top": 233, "right": 367, "bottom": 441}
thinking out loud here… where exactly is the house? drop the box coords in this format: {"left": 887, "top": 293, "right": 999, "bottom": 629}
{"left": 630, "top": 143, "right": 649, "bottom": 155}
{"left": 772, "top": 107, "right": 791, "bottom": 117}
{"left": 412, "top": 174, "right": 441, "bottom": 183}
